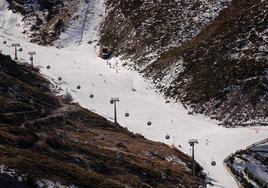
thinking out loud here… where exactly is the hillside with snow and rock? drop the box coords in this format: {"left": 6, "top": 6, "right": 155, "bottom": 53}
{"left": 0, "top": 53, "right": 205, "bottom": 187}
{"left": 100, "top": 0, "right": 268, "bottom": 127}
{"left": 0, "top": 0, "right": 268, "bottom": 188}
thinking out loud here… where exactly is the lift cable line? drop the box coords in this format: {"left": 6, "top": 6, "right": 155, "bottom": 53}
{"left": 1, "top": 71, "right": 109, "bottom": 136}
{"left": 1, "top": 60, "right": 206, "bottom": 183}
{"left": 0, "top": 80, "right": 88, "bottom": 137}
{"left": 2, "top": 50, "right": 179, "bottom": 141}
{"left": 1, "top": 73, "right": 130, "bottom": 143}
{"left": 0, "top": 79, "right": 54, "bottom": 111}
{"left": 0, "top": 76, "right": 86, "bottom": 126}
{"left": 0, "top": 68, "right": 108, "bottom": 126}
{"left": 0, "top": 71, "right": 57, "bottom": 110}
{"left": 101, "top": 72, "right": 188, "bottom": 125}
{"left": 3, "top": 54, "right": 179, "bottom": 142}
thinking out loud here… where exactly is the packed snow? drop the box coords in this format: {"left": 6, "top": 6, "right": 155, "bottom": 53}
{"left": 0, "top": 0, "right": 267, "bottom": 188}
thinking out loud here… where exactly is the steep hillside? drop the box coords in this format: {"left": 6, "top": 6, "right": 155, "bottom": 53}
{"left": 100, "top": 0, "right": 268, "bottom": 127}
{"left": 0, "top": 54, "right": 204, "bottom": 187}
{"left": 6, "top": 0, "right": 77, "bottom": 45}
{"left": 100, "top": 0, "right": 230, "bottom": 69}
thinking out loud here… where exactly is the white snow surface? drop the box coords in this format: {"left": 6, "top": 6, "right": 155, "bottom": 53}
{"left": 57, "top": 0, "right": 105, "bottom": 46}
{"left": 36, "top": 179, "right": 78, "bottom": 188}
{"left": 0, "top": 1, "right": 267, "bottom": 188}
{"left": 0, "top": 165, "right": 16, "bottom": 178}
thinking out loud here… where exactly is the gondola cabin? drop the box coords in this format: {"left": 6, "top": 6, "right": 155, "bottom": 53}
{"left": 99, "top": 46, "right": 112, "bottom": 59}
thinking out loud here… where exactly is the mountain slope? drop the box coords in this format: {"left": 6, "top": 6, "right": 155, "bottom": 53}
{"left": 6, "top": 0, "right": 76, "bottom": 45}
{"left": 100, "top": 0, "right": 268, "bottom": 127}
{"left": 100, "top": 0, "right": 230, "bottom": 69}
{"left": 2, "top": 0, "right": 268, "bottom": 187}
{"left": 0, "top": 54, "right": 204, "bottom": 187}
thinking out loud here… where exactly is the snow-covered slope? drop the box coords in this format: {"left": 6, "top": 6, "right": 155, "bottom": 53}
{"left": 57, "top": 0, "right": 105, "bottom": 47}
{"left": 0, "top": 1, "right": 23, "bottom": 38}
{"left": 0, "top": 1, "right": 268, "bottom": 188}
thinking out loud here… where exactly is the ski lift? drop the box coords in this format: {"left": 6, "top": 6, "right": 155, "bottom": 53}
{"left": 110, "top": 99, "right": 114, "bottom": 104}
{"left": 125, "top": 112, "right": 129, "bottom": 117}
{"left": 90, "top": 94, "right": 94, "bottom": 98}
{"left": 58, "top": 77, "right": 62, "bottom": 81}
{"left": 77, "top": 85, "right": 81, "bottom": 89}
{"left": 211, "top": 161, "right": 216, "bottom": 166}
{"left": 147, "top": 121, "right": 152, "bottom": 126}
{"left": 46, "top": 65, "right": 51, "bottom": 69}
{"left": 165, "top": 135, "right": 170, "bottom": 140}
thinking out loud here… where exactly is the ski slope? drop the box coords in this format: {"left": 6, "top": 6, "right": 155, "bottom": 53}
{"left": 0, "top": 1, "right": 268, "bottom": 187}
